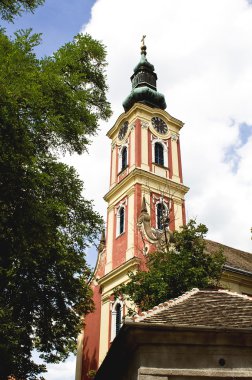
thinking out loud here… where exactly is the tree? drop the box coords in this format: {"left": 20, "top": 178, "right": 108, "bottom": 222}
{"left": 0, "top": 29, "right": 111, "bottom": 379}
{"left": 117, "top": 220, "right": 225, "bottom": 313}
{"left": 0, "top": 0, "right": 44, "bottom": 22}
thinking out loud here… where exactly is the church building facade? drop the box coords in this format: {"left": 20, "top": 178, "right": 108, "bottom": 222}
{"left": 76, "top": 41, "right": 252, "bottom": 380}
{"left": 78, "top": 41, "right": 189, "bottom": 380}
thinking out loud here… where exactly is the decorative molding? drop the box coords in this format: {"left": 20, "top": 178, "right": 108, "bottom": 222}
{"left": 152, "top": 195, "right": 170, "bottom": 205}
{"left": 101, "top": 294, "right": 112, "bottom": 304}
{"left": 114, "top": 198, "right": 127, "bottom": 214}
{"left": 98, "top": 257, "right": 140, "bottom": 293}
{"left": 141, "top": 120, "right": 149, "bottom": 129}
{"left": 171, "top": 132, "right": 179, "bottom": 141}
{"left": 138, "top": 196, "right": 174, "bottom": 248}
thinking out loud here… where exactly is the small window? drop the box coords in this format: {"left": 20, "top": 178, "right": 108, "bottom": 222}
{"left": 156, "top": 201, "right": 169, "bottom": 230}
{"left": 152, "top": 139, "right": 168, "bottom": 167}
{"left": 155, "top": 142, "right": 164, "bottom": 166}
{"left": 156, "top": 202, "right": 164, "bottom": 230}
{"left": 121, "top": 146, "right": 127, "bottom": 170}
{"left": 111, "top": 299, "right": 124, "bottom": 341}
{"left": 117, "top": 206, "right": 125, "bottom": 236}
{"left": 115, "top": 303, "right": 122, "bottom": 336}
{"left": 119, "top": 145, "right": 128, "bottom": 173}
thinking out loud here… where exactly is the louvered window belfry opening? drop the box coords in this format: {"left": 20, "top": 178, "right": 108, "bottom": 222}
{"left": 157, "top": 202, "right": 164, "bottom": 230}
{"left": 121, "top": 146, "right": 127, "bottom": 170}
{"left": 154, "top": 142, "right": 164, "bottom": 166}
{"left": 115, "top": 303, "right": 122, "bottom": 335}
{"left": 119, "top": 207, "right": 124, "bottom": 234}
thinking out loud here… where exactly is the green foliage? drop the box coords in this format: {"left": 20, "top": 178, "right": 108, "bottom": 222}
{"left": 0, "top": 29, "right": 111, "bottom": 378}
{"left": 0, "top": 0, "right": 44, "bottom": 22}
{"left": 117, "top": 220, "right": 225, "bottom": 313}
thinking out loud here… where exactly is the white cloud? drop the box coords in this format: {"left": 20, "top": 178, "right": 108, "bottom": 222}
{"left": 68, "top": 0, "right": 252, "bottom": 252}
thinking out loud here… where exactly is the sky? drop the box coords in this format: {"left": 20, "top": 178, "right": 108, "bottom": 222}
{"left": 2, "top": 0, "right": 252, "bottom": 379}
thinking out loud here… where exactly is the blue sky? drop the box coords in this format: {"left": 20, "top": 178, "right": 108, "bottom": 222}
{"left": 225, "top": 122, "right": 252, "bottom": 173}
{"left": 1, "top": 0, "right": 95, "bottom": 56}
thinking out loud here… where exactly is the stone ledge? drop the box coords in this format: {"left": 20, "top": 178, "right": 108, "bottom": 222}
{"left": 138, "top": 367, "right": 252, "bottom": 379}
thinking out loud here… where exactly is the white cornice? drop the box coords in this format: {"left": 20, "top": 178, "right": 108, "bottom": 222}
{"left": 104, "top": 167, "right": 189, "bottom": 204}
{"left": 98, "top": 257, "right": 139, "bottom": 287}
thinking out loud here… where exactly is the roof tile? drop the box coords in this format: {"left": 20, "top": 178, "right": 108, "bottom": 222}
{"left": 135, "top": 289, "right": 252, "bottom": 328}
{"left": 205, "top": 240, "right": 252, "bottom": 273}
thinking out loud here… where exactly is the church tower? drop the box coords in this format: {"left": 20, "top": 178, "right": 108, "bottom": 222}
{"left": 78, "top": 39, "right": 189, "bottom": 380}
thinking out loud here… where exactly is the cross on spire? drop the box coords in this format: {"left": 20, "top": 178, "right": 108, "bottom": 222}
{"left": 141, "top": 35, "right": 146, "bottom": 47}
{"left": 141, "top": 35, "right": 147, "bottom": 56}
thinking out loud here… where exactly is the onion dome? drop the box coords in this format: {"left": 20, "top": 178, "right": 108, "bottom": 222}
{"left": 123, "top": 37, "right": 167, "bottom": 112}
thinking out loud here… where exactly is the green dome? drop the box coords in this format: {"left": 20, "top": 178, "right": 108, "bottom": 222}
{"left": 133, "top": 53, "right": 155, "bottom": 73}
{"left": 123, "top": 86, "right": 166, "bottom": 112}
{"left": 123, "top": 43, "right": 167, "bottom": 112}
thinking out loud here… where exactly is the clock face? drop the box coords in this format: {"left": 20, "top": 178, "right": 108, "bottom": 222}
{"left": 151, "top": 117, "right": 168, "bottom": 134}
{"left": 118, "top": 121, "right": 129, "bottom": 140}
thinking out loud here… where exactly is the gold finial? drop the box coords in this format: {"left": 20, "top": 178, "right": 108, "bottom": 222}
{"left": 141, "top": 35, "right": 147, "bottom": 56}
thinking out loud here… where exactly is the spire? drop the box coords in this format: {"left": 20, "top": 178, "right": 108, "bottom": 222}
{"left": 123, "top": 36, "right": 167, "bottom": 112}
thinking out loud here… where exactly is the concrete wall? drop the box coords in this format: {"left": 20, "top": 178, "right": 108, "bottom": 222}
{"left": 94, "top": 324, "right": 252, "bottom": 380}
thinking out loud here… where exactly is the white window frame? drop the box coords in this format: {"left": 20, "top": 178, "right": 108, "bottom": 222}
{"left": 110, "top": 298, "right": 124, "bottom": 341}
{"left": 152, "top": 138, "right": 168, "bottom": 167}
{"left": 118, "top": 143, "right": 128, "bottom": 172}
{"left": 116, "top": 205, "right": 125, "bottom": 237}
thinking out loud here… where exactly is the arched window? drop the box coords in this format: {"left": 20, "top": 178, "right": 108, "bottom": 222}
{"left": 118, "top": 145, "right": 128, "bottom": 173}
{"left": 121, "top": 146, "right": 127, "bottom": 171}
{"left": 117, "top": 206, "right": 125, "bottom": 236}
{"left": 115, "top": 303, "right": 122, "bottom": 336}
{"left": 156, "top": 201, "right": 169, "bottom": 230}
{"left": 111, "top": 299, "right": 124, "bottom": 341}
{"left": 155, "top": 142, "right": 164, "bottom": 166}
{"left": 156, "top": 202, "right": 164, "bottom": 230}
{"left": 152, "top": 139, "right": 168, "bottom": 167}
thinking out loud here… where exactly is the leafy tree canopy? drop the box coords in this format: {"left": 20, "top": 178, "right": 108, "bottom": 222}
{"left": 116, "top": 220, "right": 225, "bottom": 313}
{"left": 0, "top": 28, "right": 111, "bottom": 379}
{"left": 0, "top": 0, "right": 44, "bottom": 22}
